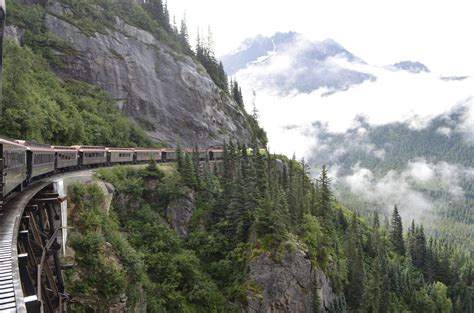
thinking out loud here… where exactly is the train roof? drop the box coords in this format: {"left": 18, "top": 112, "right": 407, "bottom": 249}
{"left": 15, "top": 140, "right": 54, "bottom": 152}
{"left": 71, "top": 145, "right": 106, "bottom": 152}
{"left": 0, "top": 137, "right": 27, "bottom": 149}
{"left": 134, "top": 148, "right": 162, "bottom": 152}
{"left": 184, "top": 148, "right": 207, "bottom": 153}
{"left": 52, "top": 146, "right": 77, "bottom": 151}
{"left": 107, "top": 148, "right": 135, "bottom": 153}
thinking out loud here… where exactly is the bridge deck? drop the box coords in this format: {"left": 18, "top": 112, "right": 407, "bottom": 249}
{"left": 0, "top": 182, "right": 50, "bottom": 313}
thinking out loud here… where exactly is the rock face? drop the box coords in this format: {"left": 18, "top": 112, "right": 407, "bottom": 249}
{"left": 166, "top": 191, "right": 196, "bottom": 238}
{"left": 44, "top": 1, "right": 253, "bottom": 147}
{"left": 5, "top": 25, "right": 25, "bottom": 45}
{"left": 246, "top": 249, "right": 335, "bottom": 313}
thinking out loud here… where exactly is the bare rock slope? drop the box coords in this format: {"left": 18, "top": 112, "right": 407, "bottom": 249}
{"left": 246, "top": 249, "right": 335, "bottom": 312}
{"left": 44, "top": 2, "right": 253, "bottom": 147}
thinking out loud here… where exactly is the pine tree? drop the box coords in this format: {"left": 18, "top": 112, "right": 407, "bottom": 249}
{"left": 192, "top": 145, "right": 202, "bottom": 190}
{"left": 255, "top": 186, "right": 288, "bottom": 247}
{"left": 345, "top": 213, "right": 365, "bottom": 311}
{"left": 162, "top": 1, "right": 170, "bottom": 31}
{"left": 179, "top": 14, "right": 192, "bottom": 55}
{"left": 364, "top": 256, "right": 382, "bottom": 313}
{"left": 254, "top": 149, "right": 268, "bottom": 200}
{"left": 212, "top": 143, "right": 231, "bottom": 224}
{"left": 407, "top": 219, "right": 416, "bottom": 259}
{"left": 390, "top": 205, "right": 405, "bottom": 256}
{"left": 317, "top": 165, "right": 333, "bottom": 227}
{"left": 231, "top": 80, "right": 244, "bottom": 107}
{"left": 176, "top": 142, "right": 184, "bottom": 173}
{"left": 182, "top": 152, "right": 197, "bottom": 188}
{"left": 411, "top": 225, "right": 427, "bottom": 270}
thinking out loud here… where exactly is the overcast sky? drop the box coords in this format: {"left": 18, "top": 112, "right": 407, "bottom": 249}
{"left": 168, "top": 0, "right": 473, "bottom": 75}
{"left": 167, "top": 0, "right": 473, "bottom": 158}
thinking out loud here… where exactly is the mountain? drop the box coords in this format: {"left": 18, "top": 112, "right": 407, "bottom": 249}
{"left": 391, "top": 60, "right": 430, "bottom": 73}
{"left": 221, "top": 32, "right": 376, "bottom": 95}
{"left": 307, "top": 103, "right": 474, "bottom": 251}
{"left": 441, "top": 75, "right": 469, "bottom": 81}
{"left": 3, "top": 2, "right": 472, "bottom": 312}
{"left": 221, "top": 31, "right": 298, "bottom": 75}
{"left": 3, "top": 0, "right": 263, "bottom": 148}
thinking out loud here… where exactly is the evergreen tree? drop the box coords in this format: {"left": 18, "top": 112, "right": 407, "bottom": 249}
{"left": 231, "top": 80, "right": 244, "bottom": 108}
{"left": 255, "top": 187, "right": 288, "bottom": 248}
{"left": 254, "top": 149, "right": 268, "bottom": 200}
{"left": 317, "top": 165, "right": 333, "bottom": 227}
{"left": 345, "top": 213, "right": 365, "bottom": 311}
{"left": 364, "top": 256, "right": 382, "bottom": 313}
{"left": 178, "top": 14, "right": 192, "bottom": 55}
{"left": 411, "top": 225, "right": 427, "bottom": 270}
{"left": 182, "top": 152, "right": 197, "bottom": 188}
{"left": 192, "top": 145, "right": 202, "bottom": 190}
{"left": 390, "top": 205, "right": 405, "bottom": 256}
{"left": 195, "top": 26, "right": 228, "bottom": 92}
{"left": 176, "top": 142, "right": 184, "bottom": 173}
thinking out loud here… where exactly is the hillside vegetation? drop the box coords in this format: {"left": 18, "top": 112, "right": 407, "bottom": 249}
{"left": 1, "top": 0, "right": 154, "bottom": 146}
{"left": 66, "top": 145, "right": 472, "bottom": 312}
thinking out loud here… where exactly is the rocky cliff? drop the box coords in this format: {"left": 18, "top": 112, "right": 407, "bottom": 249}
{"left": 35, "top": 1, "right": 254, "bottom": 147}
{"left": 246, "top": 248, "right": 335, "bottom": 313}
{"left": 166, "top": 190, "right": 196, "bottom": 238}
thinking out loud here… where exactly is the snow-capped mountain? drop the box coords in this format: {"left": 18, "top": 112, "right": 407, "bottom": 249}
{"left": 391, "top": 61, "right": 430, "bottom": 73}
{"left": 221, "top": 32, "right": 376, "bottom": 95}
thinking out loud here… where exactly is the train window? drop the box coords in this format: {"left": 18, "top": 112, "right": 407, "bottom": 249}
{"left": 4, "top": 151, "right": 16, "bottom": 167}
{"left": 34, "top": 153, "right": 54, "bottom": 164}
{"left": 85, "top": 152, "right": 104, "bottom": 158}
{"left": 59, "top": 152, "right": 75, "bottom": 160}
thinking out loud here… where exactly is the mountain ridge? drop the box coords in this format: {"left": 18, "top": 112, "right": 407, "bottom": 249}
{"left": 221, "top": 31, "right": 376, "bottom": 95}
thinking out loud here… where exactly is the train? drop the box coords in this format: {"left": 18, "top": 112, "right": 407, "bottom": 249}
{"left": 0, "top": 137, "right": 225, "bottom": 208}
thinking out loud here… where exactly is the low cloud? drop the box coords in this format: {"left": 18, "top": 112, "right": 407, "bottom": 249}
{"left": 235, "top": 46, "right": 474, "bottom": 158}
{"left": 437, "top": 127, "right": 452, "bottom": 137}
{"left": 338, "top": 159, "right": 470, "bottom": 221}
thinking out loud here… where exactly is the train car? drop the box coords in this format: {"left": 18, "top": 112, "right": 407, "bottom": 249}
{"left": 73, "top": 146, "right": 107, "bottom": 167}
{"left": 208, "top": 148, "right": 224, "bottom": 161}
{"left": 107, "top": 148, "right": 134, "bottom": 165}
{"left": 134, "top": 148, "right": 162, "bottom": 163}
{"left": 185, "top": 148, "right": 208, "bottom": 161}
{"left": 53, "top": 146, "right": 79, "bottom": 170}
{"left": 17, "top": 141, "right": 55, "bottom": 180}
{"left": 1, "top": 138, "right": 27, "bottom": 202}
{"left": 0, "top": 0, "right": 5, "bottom": 78}
{"left": 161, "top": 148, "right": 177, "bottom": 162}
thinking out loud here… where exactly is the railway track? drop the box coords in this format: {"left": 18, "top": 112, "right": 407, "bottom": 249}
{"left": 0, "top": 169, "right": 98, "bottom": 312}
{"left": 0, "top": 181, "right": 50, "bottom": 312}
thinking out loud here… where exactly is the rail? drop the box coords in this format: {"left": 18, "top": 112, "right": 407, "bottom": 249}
{"left": 1, "top": 168, "right": 101, "bottom": 312}
{"left": 0, "top": 181, "right": 50, "bottom": 312}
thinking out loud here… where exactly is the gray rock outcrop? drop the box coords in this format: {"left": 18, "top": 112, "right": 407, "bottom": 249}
{"left": 44, "top": 1, "right": 253, "bottom": 147}
{"left": 246, "top": 249, "right": 335, "bottom": 313}
{"left": 166, "top": 191, "right": 196, "bottom": 238}
{"left": 5, "top": 25, "right": 24, "bottom": 45}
